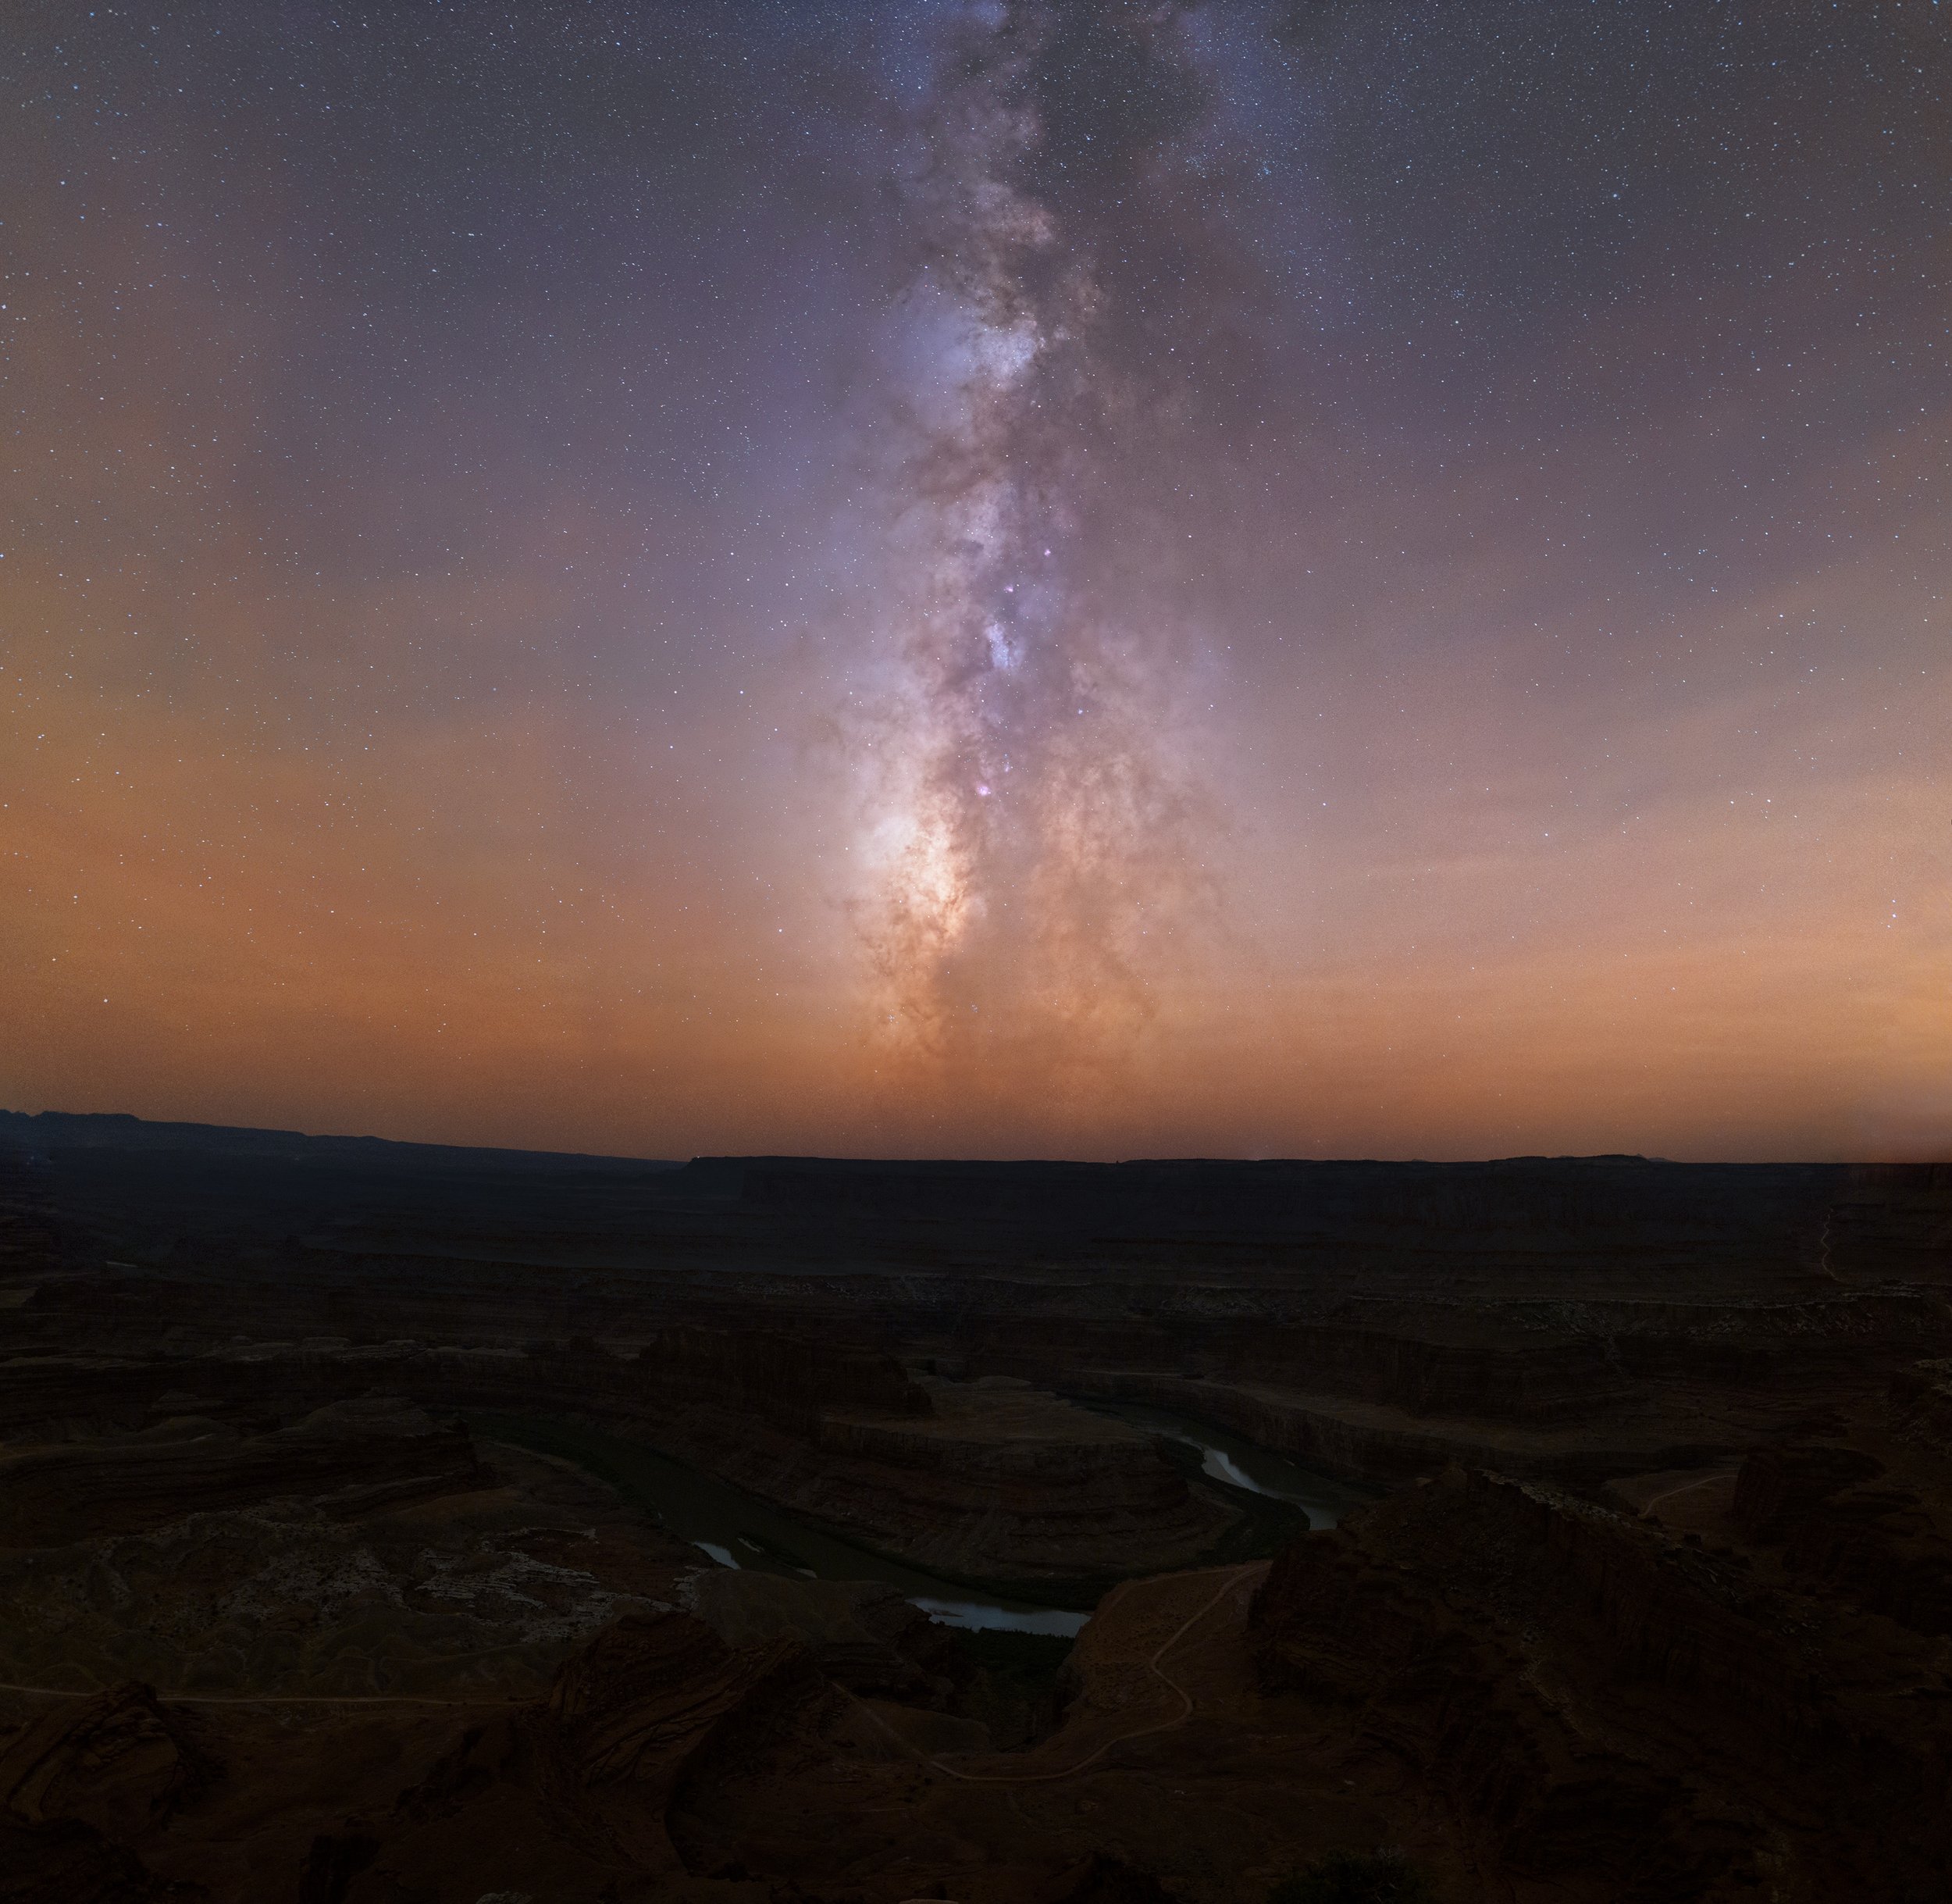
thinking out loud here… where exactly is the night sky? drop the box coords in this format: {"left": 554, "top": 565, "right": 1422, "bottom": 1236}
{"left": 5, "top": 2, "right": 1947, "bottom": 1160}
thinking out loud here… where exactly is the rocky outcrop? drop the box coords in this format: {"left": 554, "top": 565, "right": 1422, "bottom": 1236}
{"left": 0, "top": 1684, "right": 210, "bottom": 1842}
{"left": 293, "top": 1611, "right": 823, "bottom": 1902}
{"left": 1250, "top": 1471, "right": 1952, "bottom": 1902}
{"left": 0, "top": 1400, "right": 478, "bottom": 1546}
{"left": 1731, "top": 1439, "right": 1952, "bottom": 1638}
{"left": 647, "top": 1373, "right": 1236, "bottom": 1583}
{"left": 545, "top": 1610, "right": 816, "bottom": 1788}
{"left": 1729, "top": 1439, "right": 1886, "bottom": 1542}
{"left": 0, "top": 1684, "right": 210, "bottom": 1904}
{"left": 686, "top": 1571, "right": 970, "bottom": 1705}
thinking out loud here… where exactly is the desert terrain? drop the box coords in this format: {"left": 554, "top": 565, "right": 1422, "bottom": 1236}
{"left": 2, "top": 1111, "right": 1949, "bottom": 1902}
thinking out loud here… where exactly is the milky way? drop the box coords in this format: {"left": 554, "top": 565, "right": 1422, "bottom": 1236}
{"left": 857, "top": 3, "right": 1236, "bottom": 1079}
{"left": 3, "top": 2, "right": 1947, "bottom": 1157}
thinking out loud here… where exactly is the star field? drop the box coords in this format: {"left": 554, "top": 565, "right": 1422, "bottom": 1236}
{"left": 3, "top": 2, "right": 1947, "bottom": 1158}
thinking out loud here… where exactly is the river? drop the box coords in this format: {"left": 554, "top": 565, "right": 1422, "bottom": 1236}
{"left": 1070, "top": 1397, "right": 1373, "bottom": 1528}
{"left": 470, "top": 1401, "right": 1364, "bottom": 1639}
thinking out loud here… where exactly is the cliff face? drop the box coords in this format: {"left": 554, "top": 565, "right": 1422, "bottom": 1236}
{"left": 0, "top": 1399, "right": 478, "bottom": 1546}
{"left": 1249, "top": 1471, "right": 1952, "bottom": 1902}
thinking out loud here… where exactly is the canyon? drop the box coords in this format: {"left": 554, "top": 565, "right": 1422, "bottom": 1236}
{"left": 1, "top": 1111, "right": 1949, "bottom": 1901}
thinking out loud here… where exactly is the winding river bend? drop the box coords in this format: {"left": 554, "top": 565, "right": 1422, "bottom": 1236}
{"left": 471, "top": 1403, "right": 1365, "bottom": 1638}
{"left": 1071, "top": 1398, "right": 1373, "bottom": 1528}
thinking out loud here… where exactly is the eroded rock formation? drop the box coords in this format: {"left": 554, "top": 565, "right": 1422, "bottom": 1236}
{"left": 1250, "top": 1469, "right": 1952, "bottom": 1902}
{"left": 5, "top": 1119, "right": 1952, "bottom": 1901}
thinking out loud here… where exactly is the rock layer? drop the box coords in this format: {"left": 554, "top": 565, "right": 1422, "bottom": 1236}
{"left": 1250, "top": 1469, "right": 1952, "bottom": 1902}
{"left": 0, "top": 1400, "right": 477, "bottom": 1547}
